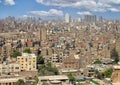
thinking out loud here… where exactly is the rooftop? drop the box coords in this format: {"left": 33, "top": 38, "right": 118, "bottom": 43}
{"left": 17, "top": 53, "right": 36, "bottom": 58}
{"left": 38, "top": 75, "right": 68, "bottom": 81}
{"left": 113, "top": 65, "right": 120, "bottom": 69}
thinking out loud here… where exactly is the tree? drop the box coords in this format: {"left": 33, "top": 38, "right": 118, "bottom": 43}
{"left": 37, "top": 56, "right": 44, "bottom": 64}
{"left": 103, "top": 68, "right": 113, "bottom": 78}
{"left": 14, "top": 79, "right": 25, "bottom": 85}
{"left": 52, "top": 67, "right": 59, "bottom": 75}
{"left": 94, "top": 59, "right": 102, "bottom": 64}
{"left": 23, "top": 48, "right": 31, "bottom": 53}
{"left": 32, "top": 76, "right": 38, "bottom": 85}
{"left": 38, "top": 62, "right": 59, "bottom": 76}
{"left": 67, "top": 73, "right": 75, "bottom": 82}
{"left": 42, "top": 82, "right": 49, "bottom": 85}
{"left": 12, "top": 50, "right": 21, "bottom": 58}
{"left": 110, "top": 48, "right": 119, "bottom": 63}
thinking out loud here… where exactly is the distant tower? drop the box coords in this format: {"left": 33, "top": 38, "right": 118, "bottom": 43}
{"left": 78, "top": 17, "right": 81, "bottom": 22}
{"left": 65, "top": 13, "right": 71, "bottom": 23}
{"left": 84, "top": 15, "right": 96, "bottom": 22}
{"left": 99, "top": 16, "right": 103, "bottom": 22}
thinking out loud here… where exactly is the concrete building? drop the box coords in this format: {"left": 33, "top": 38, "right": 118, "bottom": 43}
{"left": 0, "top": 75, "right": 25, "bottom": 85}
{"left": 38, "top": 75, "right": 69, "bottom": 85}
{"left": 99, "top": 16, "right": 103, "bottom": 22}
{"left": 62, "top": 56, "right": 80, "bottom": 69}
{"left": 17, "top": 53, "right": 37, "bottom": 71}
{"left": 38, "top": 27, "right": 47, "bottom": 46}
{"left": 84, "top": 15, "right": 96, "bottom": 22}
{"left": 65, "top": 13, "right": 71, "bottom": 23}
{"left": 111, "top": 65, "right": 120, "bottom": 85}
{"left": 0, "top": 62, "right": 20, "bottom": 75}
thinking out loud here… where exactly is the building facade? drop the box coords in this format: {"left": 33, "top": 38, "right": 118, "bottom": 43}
{"left": 62, "top": 57, "right": 80, "bottom": 69}
{"left": 0, "top": 63, "right": 20, "bottom": 75}
{"left": 17, "top": 53, "right": 37, "bottom": 71}
{"left": 84, "top": 15, "right": 96, "bottom": 22}
{"left": 0, "top": 75, "right": 25, "bottom": 85}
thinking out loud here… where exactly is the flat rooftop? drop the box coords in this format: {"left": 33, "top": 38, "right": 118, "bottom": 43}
{"left": 0, "top": 76, "right": 25, "bottom": 83}
{"left": 38, "top": 75, "right": 68, "bottom": 81}
{"left": 112, "top": 83, "right": 120, "bottom": 85}
{"left": 113, "top": 66, "right": 120, "bottom": 69}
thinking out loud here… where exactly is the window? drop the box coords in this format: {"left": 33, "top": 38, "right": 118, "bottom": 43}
{"left": 33, "top": 65, "right": 35, "bottom": 68}
{"left": 15, "top": 67, "right": 19, "bottom": 69}
{"left": 26, "top": 58, "right": 27, "bottom": 62}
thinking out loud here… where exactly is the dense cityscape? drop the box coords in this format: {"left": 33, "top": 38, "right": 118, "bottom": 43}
{"left": 1, "top": 0, "right": 120, "bottom": 85}
{"left": 0, "top": 14, "right": 120, "bottom": 85}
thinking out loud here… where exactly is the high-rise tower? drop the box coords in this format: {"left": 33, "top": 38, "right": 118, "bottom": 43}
{"left": 38, "top": 27, "right": 47, "bottom": 46}
{"left": 65, "top": 13, "right": 71, "bottom": 23}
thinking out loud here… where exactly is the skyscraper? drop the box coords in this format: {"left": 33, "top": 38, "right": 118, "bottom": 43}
{"left": 84, "top": 15, "right": 96, "bottom": 22}
{"left": 65, "top": 13, "right": 71, "bottom": 23}
{"left": 99, "top": 16, "right": 103, "bottom": 22}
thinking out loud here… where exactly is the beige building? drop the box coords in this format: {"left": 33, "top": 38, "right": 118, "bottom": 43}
{"left": 38, "top": 75, "right": 69, "bottom": 85}
{"left": 111, "top": 65, "right": 120, "bottom": 85}
{"left": 17, "top": 53, "right": 37, "bottom": 71}
{"left": 0, "top": 62, "right": 20, "bottom": 75}
{"left": 0, "top": 75, "right": 25, "bottom": 85}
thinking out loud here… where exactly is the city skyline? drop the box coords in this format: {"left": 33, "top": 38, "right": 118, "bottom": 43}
{"left": 0, "top": 0, "right": 120, "bottom": 20}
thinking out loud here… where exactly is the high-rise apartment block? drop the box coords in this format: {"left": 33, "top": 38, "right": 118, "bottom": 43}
{"left": 99, "top": 16, "right": 103, "bottom": 22}
{"left": 38, "top": 27, "right": 47, "bottom": 46}
{"left": 65, "top": 13, "right": 71, "bottom": 23}
{"left": 84, "top": 15, "right": 96, "bottom": 22}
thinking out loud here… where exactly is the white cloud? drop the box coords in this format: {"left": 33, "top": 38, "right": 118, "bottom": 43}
{"left": 0, "top": 0, "right": 1, "bottom": 3}
{"left": 77, "top": 11, "right": 92, "bottom": 15}
{"left": 36, "top": 0, "right": 120, "bottom": 12}
{"left": 5, "top": 0, "right": 15, "bottom": 6}
{"left": 100, "top": 0, "right": 120, "bottom": 5}
{"left": 29, "top": 9, "right": 63, "bottom": 17}
{"left": 108, "top": 8, "right": 119, "bottom": 12}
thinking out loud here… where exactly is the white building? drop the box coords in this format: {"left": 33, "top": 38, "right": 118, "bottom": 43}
{"left": 65, "top": 13, "right": 71, "bottom": 23}
{"left": 0, "top": 75, "right": 25, "bottom": 85}
{"left": 0, "top": 62, "right": 20, "bottom": 75}
{"left": 38, "top": 75, "right": 69, "bottom": 85}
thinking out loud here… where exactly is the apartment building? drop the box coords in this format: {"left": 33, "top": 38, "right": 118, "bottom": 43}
{"left": 62, "top": 55, "right": 80, "bottom": 69}
{"left": 17, "top": 53, "right": 37, "bottom": 71}
{"left": 111, "top": 65, "right": 120, "bottom": 85}
{"left": 0, "top": 62, "right": 20, "bottom": 75}
{"left": 0, "top": 75, "right": 25, "bottom": 85}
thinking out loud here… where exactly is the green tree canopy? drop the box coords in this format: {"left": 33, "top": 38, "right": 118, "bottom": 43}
{"left": 94, "top": 59, "right": 102, "bottom": 64}
{"left": 67, "top": 73, "right": 75, "bottom": 82}
{"left": 38, "top": 62, "right": 59, "bottom": 76}
{"left": 31, "top": 76, "right": 38, "bottom": 85}
{"left": 12, "top": 50, "right": 21, "bottom": 58}
{"left": 103, "top": 68, "right": 113, "bottom": 78}
{"left": 42, "top": 82, "right": 49, "bottom": 85}
{"left": 110, "top": 48, "right": 119, "bottom": 63}
{"left": 23, "top": 48, "right": 31, "bottom": 53}
{"left": 14, "top": 79, "right": 25, "bottom": 85}
{"left": 37, "top": 56, "right": 44, "bottom": 64}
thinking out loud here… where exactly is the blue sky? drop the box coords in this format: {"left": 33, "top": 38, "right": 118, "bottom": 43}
{"left": 0, "top": 0, "right": 120, "bottom": 20}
